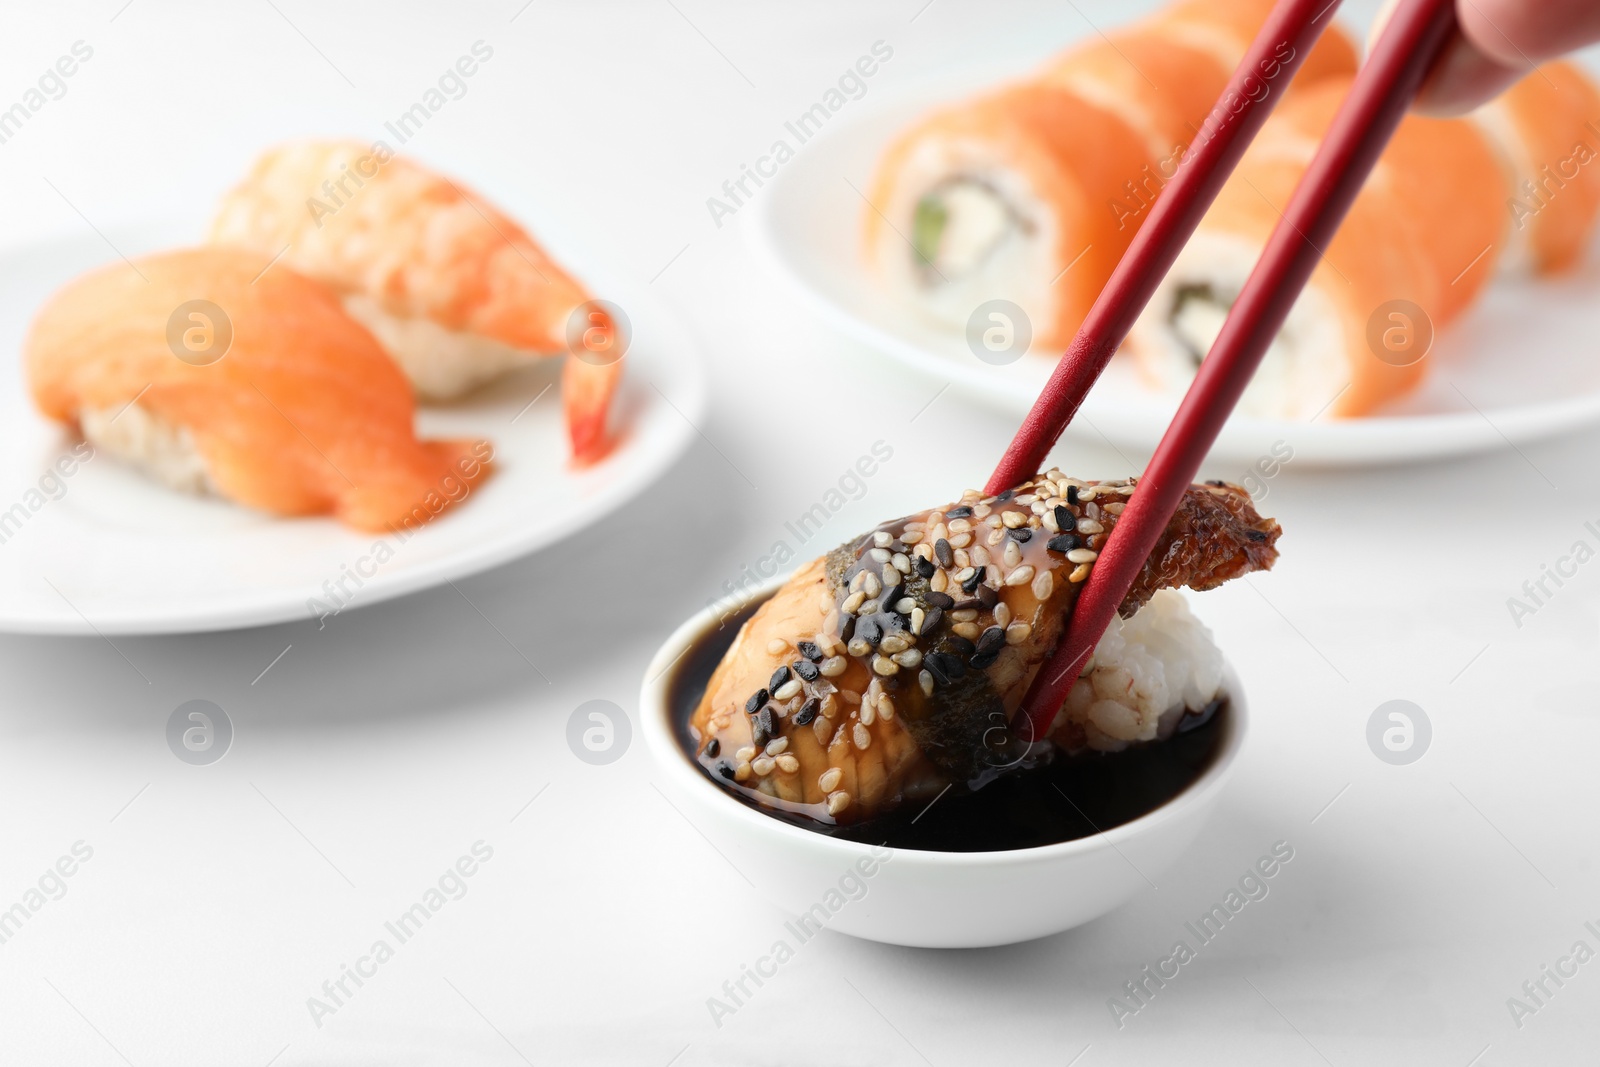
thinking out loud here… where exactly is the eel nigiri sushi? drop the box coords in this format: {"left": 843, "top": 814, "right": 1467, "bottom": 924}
{"left": 689, "top": 472, "right": 1279, "bottom": 825}
{"left": 26, "top": 248, "right": 491, "bottom": 532}
{"left": 1127, "top": 75, "right": 1509, "bottom": 420}
{"left": 864, "top": 0, "right": 1356, "bottom": 353}
{"left": 208, "top": 140, "right": 621, "bottom": 462}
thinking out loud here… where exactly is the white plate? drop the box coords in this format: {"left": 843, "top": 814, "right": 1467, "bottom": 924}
{"left": 747, "top": 89, "right": 1600, "bottom": 467}
{"left": 0, "top": 225, "right": 705, "bottom": 634}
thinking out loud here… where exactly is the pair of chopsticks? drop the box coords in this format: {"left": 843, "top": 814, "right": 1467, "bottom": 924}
{"left": 999, "top": 0, "right": 1461, "bottom": 741}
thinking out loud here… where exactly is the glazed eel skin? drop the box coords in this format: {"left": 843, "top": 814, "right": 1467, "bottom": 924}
{"left": 689, "top": 470, "right": 1279, "bottom": 825}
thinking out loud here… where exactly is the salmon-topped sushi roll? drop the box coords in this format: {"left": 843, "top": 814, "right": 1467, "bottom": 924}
{"left": 209, "top": 140, "right": 622, "bottom": 463}
{"left": 26, "top": 248, "right": 491, "bottom": 532}
{"left": 689, "top": 473, "right": 1279, "bottom": 825}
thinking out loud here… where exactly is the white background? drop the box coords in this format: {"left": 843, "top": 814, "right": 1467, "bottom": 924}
{"left": 2, "top": 1, "right": 1598, "bottom": 1064}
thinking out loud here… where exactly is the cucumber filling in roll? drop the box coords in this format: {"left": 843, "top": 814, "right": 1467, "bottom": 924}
{"left": 912, "top": 178, "right": 1034, "bottom": 285}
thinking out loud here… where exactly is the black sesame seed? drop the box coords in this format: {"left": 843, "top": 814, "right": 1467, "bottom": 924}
{"left": 961, "top": 567, "right": 985, "bottom": 594}
{"left": 920, "top": 606, "right": 943, "bottom": 634}
{"left": 717, "top": 762, "right": 737, "bottom": 780}
{"left": 925, "top": 591, "right": 955, "bottom": 609}
{"left": 745, "top": 690, "right": 768, "bottom": 714}
{"left": 934, "top": 538, "right": 954, "bottom": 569}
{"left": 1066, "top": 485, "right": 1080, "bottom": 505}
{"left": 947, "top": 505, "right": 973, "bottom": 519}
{"left": 1010, "top": 527, "right": 1032, "bottom": 543}
{"left": 702, "top": 738, "right": 720, "bottom": 759}
{"left": 977, "top": 626, "right": 1006, "bottom": 654}
{"left": 797, "top": 640, "right": 821, "bottom": 662}
{"left": 793, "top": 659, "right": 820, "bottom": 682}
{"left": 837, "top": 614, "right": 854, "bottom": 642}
{"left": 944, "top": 635, "right": 976, "bottom": 658}
{"left": 969, "top": 650, "right": 999, "bottom": 670}
{"left": 1246, "top": 529, "right": 1269, "bottom": 542}
{"left": 977, "top": 584, "right": 999, "bottom": 609}
{"left": 1048, "top": 533, "right": 1082, "bottom": 553}
{"left": 1206, "top": 479, "right": 1227, "bottom": 487}
{"left": 1054, "top": 505, "right": 1076, "bottom": 531}
{"left": 795, "top": 698, "right": 820, "bottom": 725}
{"left": 769, "top": 666, "right": 791, "bottom": 691}
{"left": 996, "top": 490, "right": 1015, "bottom": 502}
{"left": 951, "top": 598, "right": 981, "bottom": 611}
{"left": 914, "top": 556, "right": 936, "bottom": 579}
{"left": 757, "top": 707, "right": 776, "bottom": 740}
{"left": 856, "top": 618, "right": 882, "bottom": 646}
{"left": 927, "top": 651, "right": 963, "bottom": 681}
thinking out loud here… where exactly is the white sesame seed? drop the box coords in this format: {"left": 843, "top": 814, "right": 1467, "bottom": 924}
{"left": 930, "top": 569, "right": 948, "bottom": 593}
{"left": 894, "top": 649, "right": 922, "bottom": 668}
{"left": 993, "top": 601, "right": 1011, "bottom": 628}
{"left": 948, "top": 518, "right": 972, "bottom": 534}
{"left": 841, "top": 590, "right": 865, "bottom": 616}
{"left": 951, "top": 608, "right": 977, "bottom": 622}
{"left": 1067, "top": 548, "right": 1098, "bottom": 564}
{"left": 954, "top": 548, "right": 970, "bottom": 570}
{"left": 974, "top": 503, "right": 992, "bottom": 518}
{"left": 1076, "top": 518, "right": 1104, "bottom": 535}
{"left": 901, "top": 529, "right": 924, "bottom": 545}
{"left": 1002, "top": 510, "right": 1025, "bottom": 529}
{"left": 970, "top": 545, "right": 990, "bottom": 568}
{"left": 985, "top": 513, "right": 1004, "bottom": 528}
{"left": 954, "top": 567, "right": 976, "bottom": 584}
{"left": 896, "top": 597, "right": 915, "bottom": 614}
{"left": 853, "top": 723, "right": 871, "bottom": 749}
{"left": 873, "top": 530, "right": 892, "bottom": 548}
{"left": 775, "top": 754, "right": 800, "bottom": 774}
{"left": 919, "top": 670, "right": 934, "bottom": 697}
{"left": 1006, "top": 621, "right": 1032, "bottom": 645}
{"left": 1103, "top": 502, "right": 1125, "bottom": 515}
{"left": 859, "top": 600, "right": 880, "bottom": 616}
{"left": 953, "top": 622, "right": 981, "bottom": 640}
{"left": 820, "top": 655, "right": 847, "bottom": 677}
{"left": 1032, "top": 570, "right": 1054, "bottom": 601}
{"left": 872, "top": 656, "right": 898, "bottom": 676}
{"left": 1069, "top": 563, "right": 1091, "bottom": 583}
{"left": 986, "top": 527, "right": 1006, "bottom": 547}
{"left": 878, "top": 694, "right": 895, "bottom": 721}
{"left": 765, "top": 737, "right": 789, "bottom": 755}
{"left": 870, "top": 547, "right": 890, "bottom": 563}
{"left": 880, "top": 633, "right": 909, "bottom": 655}
{"left": 848, "top": 638, "right": 872, "bottom": 658}
{"left": 818, "top": 767, "right": 842, "bottom": 793}
{"left": 1015, "top": 493, "right": 1036, "bottom": 505}
{"left": 882, "top": 565, "right": 902, "bottom": 589}
{"left": 892, "top": 552, "right": 911, "bottom": 574}
{"left": 860, "top": 701, "right": 876, "bottom": 726}
{"left": 818, "top": 591, "right": 834, "bottom": 614}
{"left": 735, "top": 762, "right": 752, "bottom": 782}
{"left": 911, "top": 607, "right": 925, "bottom": 634}
{"left": 822, "top": 693, "right": 839, "bottom": 717}
{"left": 736, "top": 745, "right": 756, "bottom": 762}
{"left": 774, "top": 679, "right": 802, "bottom": 701}
{"left": 766, "top": 638, "right": 787, "bottom": 655}
{"left": 947, "top": 532, "right": 972, "bottom": 549}
{"left": 1006, "top": 564, "right": 1035, "bottom": 587}
{"left": 827, "top": 790, "right": 851, "bottom": 815}
{"left": 1003, "top": 540, "right": 1022, "bottom": 568}
{"left": 752, "top": 756, "right": 775, "bottom": 776}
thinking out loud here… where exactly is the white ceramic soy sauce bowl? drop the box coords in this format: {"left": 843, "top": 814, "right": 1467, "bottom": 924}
{"left": 641, "top": 575, "right": 1249, "bottom": 949}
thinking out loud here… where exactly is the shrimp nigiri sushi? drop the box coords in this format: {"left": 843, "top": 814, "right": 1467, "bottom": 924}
{"left": 209, "top": 140, "right": 622, "bottom": 463}
{"left": 26, "top": 248, "right": 491, "bottom": 532}
{"left": 689, "top": 471, "right": 1279, "bottom": 825}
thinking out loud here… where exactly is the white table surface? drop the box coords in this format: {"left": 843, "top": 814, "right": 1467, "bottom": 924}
{"left": 3, "top": 2, "right": 1598, "bottom": 1064}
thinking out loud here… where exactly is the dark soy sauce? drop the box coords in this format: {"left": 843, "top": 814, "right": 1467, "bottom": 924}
{"left": 671, "top": 597, "right": 1230, "bottom": 853}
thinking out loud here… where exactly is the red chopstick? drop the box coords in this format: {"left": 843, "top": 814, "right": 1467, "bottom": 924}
{"left": 984, "top": 0, "right": 1347, "bottom": 496}
{"left": 1013, "top": 0, "right": 1461, "bottom": 742}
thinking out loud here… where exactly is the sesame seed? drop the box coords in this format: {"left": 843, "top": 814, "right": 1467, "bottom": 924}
{"left": 946, "top": 505, "right": 972, "bottom": 519}
{"left": 952, "top": 622, "right": 981, "bottom": 641}
{"left": 948, "top": 518, "right": 972, "bottom": 534}
{"left": 882, "top": 565, "right": 902, "bottom": 589}
{"left": 970, "top": 544, "right": 990, "bottom": 568}
{"left": 847, "top": 638, "right": 872, "bottom": 657}
{"left": 1006, "top": 621, "right": 1033, "bottom": 644}
{"left": 919, "top": 670, "right": 934, "bottom": 697}
{"left": 977, "top": 584, "right": 999, "bottom": 609}
{"left": 1002, "top": 510, "right": 1025, "bottom": 529}
{"left": 873, "top": 530, "right": 892, "bottom": 548}
{"left": 1069, "top": 563, "right": 1092, "bottom": 583}
{"left": 895, "top": 597, "right": 914, "bottom": 614}
{"left": 859, "top": 600, "right": 879, "bottom": 616}
{"left": 993, "top": 601, "right": 1011, "bottom": 628}
{"left": 819, "top": 767, "right": 842, "bottom": 792}
{"left": 1002, "top": 540, "right": 1022, "bottom": 568}
{"left": 736, "top": 745, "right": 757, "bottom": 762}
{"left": 969, "top": 650, "right": 998, "bottom": 670}
{"left": 1047, "top": 533, "right": 1082, "bottom": 553}
{"left": 717, "top": 762, "right": 736, "bottom": 780}
{"left": 1103, "top": 502, "right": 1125, "bottom": 515}
{"left": 1066, "top": 485, "right": 1080, "bottom": 505}
{"left": 827, "top": 790, "right": 851, "bottom": 815}
{"left": 976, "top": 625, "right": 1006, "bottom": 654}
{"left": 769, "top": 666, "right": 791, "bottom": 691}
{"left": 1006, "top": 565, "right": 1035, "bottom": 587}
{"left": 1032, "top": 570, "right": 1054, "bottom": 600}
{"left": 929, "top": 569, "right": 948, "bottom": 593}
{"left": 872, "top": 656, "right": 899, "bottom": 676}
{"left": 775, "top": 754, "right": 800, "bottom": 774}
{"left": 894, "top": 648, "right": 922, "bottom": 668}
{"left": 926, "top": 591, "right": 955, "bottom": 609}
{"left": 1067, "top": 548, "right": 1098, "bottom": 564}
{"left": 1010, "top": 527, "right": 1033, "bottom": 543}
{"left": 794, "top": 659, "right": 820, "bottom": 682}
{"left": 841, "top": 590, "right": 865, "bottom": 616}
{"left": 795, "top": 699, "right": 820, "bottom": 725}
{"left": 702, "top": 738, "right": 720, "bottom": 758}
{"left": 901, "top": 529, "right": 924, "bottom": 545}
{"left": 1076, "top": 518, "right": 1104, "bottom": 536}
{"left": 765, "top": 736, "right": 789, "bottom": 755}
{"left": 774, "top": 678, "right": 802, "bottom": 701}
{"left": 860, "top": 701, "right": 876, "bottom": 726}
{"left": 819, "top": 655, "right": 847, "bottom": 677}
{"left": 878, "top": 694, "right": 895, "bottom": 721}
{"left": 950, "top": 608, "right": 978, "bottom": 622}
{"left": 919, "top": 605, "right": 943, "bottom": 634}
{"left": 735, "top": 762, "right": 752, "bottom": 782}
{"left": 752, "top": 756, "right": 776, "bottom": 776}
{"left": 766, "top": 638, "right": 788, "bottom": 655}
{"left": 797, "top": 640, "right": 821, "bottom": 662}
{"left": 914, "top": 556, "right": 936, "bottom": 578}
{"left": 746, "top": 690, "right": 768, "bottom": 714}
{"left": 910, "top": 607, "right": 925, "bottom": 634}
{"left": 853, "top": 723, "right": 871, "bottom": 749}
{"left": 947, "top": 532, "right": 973, "bottom": 549}
{"left": 892, "top": 552, "right": 911, "bottom": 574}
{"left": 880, "top": 633, "right": 909, "bottom": 654}
{"left": 962, "top": 567, "right": 985, "bottom": 594}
